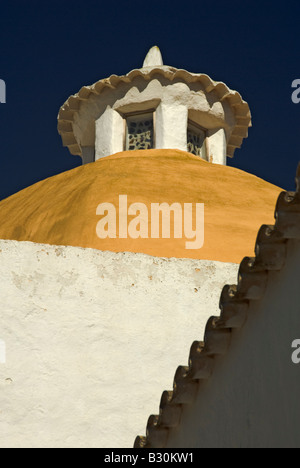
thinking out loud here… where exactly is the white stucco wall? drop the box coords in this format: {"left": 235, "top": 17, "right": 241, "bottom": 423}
{"left": 0, "top": 239, "right": 238, "bottom": 448}
{"left": 166, "top": 239, "right": 300, "bottom": 448}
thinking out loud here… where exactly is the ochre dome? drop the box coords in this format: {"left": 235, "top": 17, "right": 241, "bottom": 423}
{"left": 0, "top": 149, "right": 282, "bottom": 263}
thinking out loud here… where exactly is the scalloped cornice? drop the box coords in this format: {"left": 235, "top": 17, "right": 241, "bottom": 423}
{"left": 57, "top": 65, "right": 252, "bottom": 158}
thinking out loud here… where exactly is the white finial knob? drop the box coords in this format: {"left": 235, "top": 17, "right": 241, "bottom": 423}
{"left": 143, "top": 46, "right": 163, "bottom": 68}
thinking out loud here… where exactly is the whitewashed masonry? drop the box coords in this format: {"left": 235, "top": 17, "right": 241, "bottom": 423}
{"left": 0, "top": 240, "right": 238, "bottom": 448}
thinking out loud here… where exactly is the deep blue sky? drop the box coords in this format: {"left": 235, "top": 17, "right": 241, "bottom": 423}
{"left": 0, "top": 0, "right": 300, "bottom": 201}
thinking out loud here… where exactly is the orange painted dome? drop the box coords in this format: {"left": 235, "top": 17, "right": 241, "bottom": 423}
{"left": 0, "top": 149, "right": 282, "bottom": 263}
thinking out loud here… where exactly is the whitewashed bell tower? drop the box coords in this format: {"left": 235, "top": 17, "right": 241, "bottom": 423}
{"left": 58, "top": 46, "right": 251, "bottom": 165}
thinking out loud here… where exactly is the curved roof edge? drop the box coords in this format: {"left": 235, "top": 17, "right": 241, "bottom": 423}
{"left": 57, "top": 66, "right": 252, "bottom": 159}
{"left": 134, "top": 162, "right": 300, "bottom": 449}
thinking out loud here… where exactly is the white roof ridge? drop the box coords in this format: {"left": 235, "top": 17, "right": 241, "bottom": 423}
{"left": 134, "top": 162, "right": 300, "bottom": 448}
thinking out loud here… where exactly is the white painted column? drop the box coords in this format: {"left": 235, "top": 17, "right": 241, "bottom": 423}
{"left": 95, "top": 108, "right": 124, "bottom": 160}
{"left": 155, "top": 102, "right": 188, "bottom": 151}
{"left": 207, "top": 128, "right": 227, "bottom": 165}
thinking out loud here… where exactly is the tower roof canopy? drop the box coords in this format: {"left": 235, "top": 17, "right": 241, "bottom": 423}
{"left": 57, "top": 46, "right": 252, "bottom": 160}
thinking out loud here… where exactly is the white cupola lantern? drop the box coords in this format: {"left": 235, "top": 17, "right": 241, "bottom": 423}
{"left": 58, "top": 46, "right": 251, "bottom": 165}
